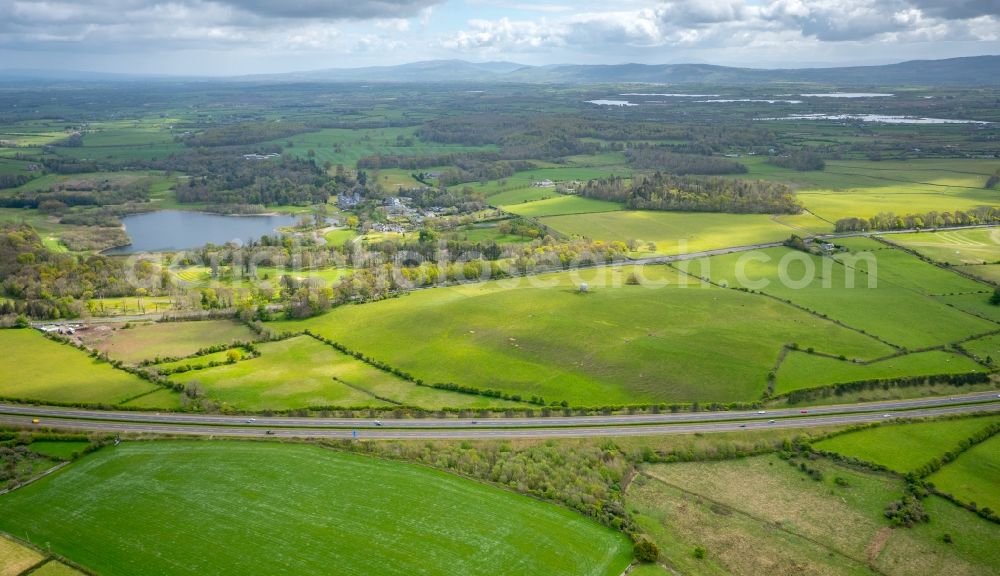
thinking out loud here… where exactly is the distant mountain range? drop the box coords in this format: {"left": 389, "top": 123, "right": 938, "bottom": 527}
{"left": 235, "top": 55, "right": 1000, "bottom": 85}
{"left": 3, "top": 55, "right": 1000, "bottom": 85}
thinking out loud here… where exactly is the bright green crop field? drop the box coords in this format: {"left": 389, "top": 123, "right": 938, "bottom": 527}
{"left": 272, "top": 266, "right": 891, "bottom": 405}
{"left": 693, "top": 243, "right": 996, "bottom": 349}
{"left": 169, "top": 335, "right": 523, "bottom": 410}
{"left": 813, "top": 415, "right": 1000, "bottom": 473}
{"left": 0, "top": 441, "right": 632, "bottom": 576}
{"left": 503, "top": 195, "right": 622, "bottom": 218}
{"left": 539, "top": 210, "right": 799, "bottom": 256}
{"left": 0, "top": 329, "right": 158, "bottom": 405}
{"left": 928, "top": 433, "right": 1000, "bottom": 514}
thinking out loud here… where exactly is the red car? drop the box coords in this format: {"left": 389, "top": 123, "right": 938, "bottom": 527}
{"left": 800, "top": 410, "right": 808, "bottom": 414}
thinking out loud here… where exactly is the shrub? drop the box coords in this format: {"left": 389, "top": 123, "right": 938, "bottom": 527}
{"left": 634, "top": 538, "right": 659, "bottom": 562}
{"left": 693, "top": 546, "right": 707, "bottom": 559}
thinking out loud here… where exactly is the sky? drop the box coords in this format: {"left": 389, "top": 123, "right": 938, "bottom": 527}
{"left": 1, "top": 0, "right": 998, "bottom": 75}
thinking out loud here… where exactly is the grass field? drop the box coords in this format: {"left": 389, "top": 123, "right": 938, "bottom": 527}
{"left": 0, "top": 441, "right": 632, "bottom": 576}
{"left": 813, "top": 415, "right": 1000, "bottom": 473}
{"left": 745, "top": 158, "right": 1000, "bottom": 222}
{"left": 927, "top": 433, "right": 1000, "bottom": 514}
{"left": 693, "top": 243, "right": 996, "bottom": 349}
{"left": 0, "top": 329, "right": 158, "bottom": 405}
{"left": 271, "top": 266, "right": 892, "bottom": 405}
{"left": 886, "top": 228, "right": 1000, "bottom": 265}
{"left": 169, "top": 335, "right": 523, "bottom": 410}
{"left": 630, "top": 453, "right": 1000, "bottom": 576}
{"left": 774, "top": 349, "right": 983, "bottom": 394}
{"left": 960, "top": 332, "right": 1000, "bottom": 363}
{"left": 539, "top": 211, "right": 800, "bottom": 256}
{"left": 954, "top": 264, "right": 1000, "bottom": 283}
{"left": 27, "top": 440, "right": 91, "bottom": 460}
{"left": 119, "top": 388, "right": 183, "bottom": 410}
{"left": 86, "top": 320, "right": 258, "bottom": 364}
{"left": 503, "top": 196, "right": 622, "bottom": 218}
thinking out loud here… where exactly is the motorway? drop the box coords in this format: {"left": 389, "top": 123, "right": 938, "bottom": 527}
{"left": 2, "top": 392, "right": 998, "bottom": 439}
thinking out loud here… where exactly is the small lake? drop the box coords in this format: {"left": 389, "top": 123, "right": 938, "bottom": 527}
{"left": 757, "top": 114, "right": 992, "bottom": 125}
{"left": 586, "top": 99, "right": 637, "bottom": 106}
{"left": 799, "top": 93, "right": 894, "bottom": 98}
{"left": 104, "top": 210, "right": 300, "bottom": 254}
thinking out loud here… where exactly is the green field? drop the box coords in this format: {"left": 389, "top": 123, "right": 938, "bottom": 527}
{"left": 272, "top": 266, "right": 893, "bottom": 405}
{"left": 693, "top": 242, "right": 996, "bottom": 349}
{"left": 169, "top": 335, "right": 523, "bottom": 410}
{"left": 886, "top": 228, "right": 1000, "bottom": 265}
{"left": 0, "top": 441, "right": 632, "bottom": 576}
{"left": 927, "top": 433, "right": 1000, "bottom": 514}
{"left": 0, "top": 329, "right": 158, "bottom": 405}
{"left": 631, "top": 452, "right": 1000, "bottom": 576}
{"left": 813, "top": 415, "right": 1000, "bottom": 473}
{"left": 746, "top": 158, "right": 1000, "bottom": 222}
{"left": 774, "top": 349, "right": 983, "bottom": 394}
{"left": 954, "top": 264, "right": 1000, "bottom": 283}
{"left": 119, "top": 387, "right": 183, "bottom": 410}
{"left": 503, "top": 196, "right": 623, "bottom": 218}
{"left": 960, "top": 332, "right": 1000, "bottom": 363}
{"left": 87, "top": 320, "right": 259, "bottom": 364}
{"left": 540, "top": 210, "right": 800, "bottom": 256}
{"left": 27, "top": 440, "right": 91, "bottom": 460}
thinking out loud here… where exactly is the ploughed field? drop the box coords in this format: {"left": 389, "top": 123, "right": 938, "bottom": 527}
{"left": 0, "top": 441, "right": 632, "bottom": 576}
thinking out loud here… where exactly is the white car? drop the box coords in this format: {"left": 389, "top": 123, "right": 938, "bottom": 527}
{"left": 757, "top": 410, "right": 766, "bottom": 414}
{"left": 882, "top": 414, "right": 891, "bottom": 418}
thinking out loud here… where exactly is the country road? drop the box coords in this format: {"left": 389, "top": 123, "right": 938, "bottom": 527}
{"left": 3, "top": 392, "right": 998, "bottom": 439}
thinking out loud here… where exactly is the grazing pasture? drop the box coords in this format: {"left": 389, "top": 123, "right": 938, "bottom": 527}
{"left": 273, "top": 266, "right": 891, "bottom": 405}
{"left": 0, "top": 329, "right": 158, "bottom": 405}
{"left": 812, "top": 415, "right": 1000, "bottom": 473}
{"left": 773, "top": 349, "right": 983, "bottom": 394}
{"left": 886, "top": 228, "right": 1000, "bottom": 265}
{"left": 694, "top": 244, "right": 996, "bottom": 349}
{"left": 168, "top": 335, "right": 520, "bottom": 410}
{"left": 0, "top": 441, "right": 632, "bottom": 576}
{"left": 86, "top": 320, "right": 258, "bottom": 364}
{"left": 927, "top": 433, "right": 1000, "bottom": 514}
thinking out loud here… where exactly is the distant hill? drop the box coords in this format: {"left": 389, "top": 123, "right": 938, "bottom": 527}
{"left": 247, "top": 55, "right": 1000, "bottom": 85}
{"left": 3, "top": 56, "right": 999, "bottom": 85}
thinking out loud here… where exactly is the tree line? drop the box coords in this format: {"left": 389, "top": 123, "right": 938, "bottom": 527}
{"left": 834, "top": 207, "right": 1000, "bottom": 232}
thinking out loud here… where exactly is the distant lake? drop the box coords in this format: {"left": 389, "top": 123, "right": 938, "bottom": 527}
{"left": 585, "top": 99, "right": 637, "bottom": 106}
{"left": 799, "top": 93, "right": 895, "bottom": 98}
{"left": 104, "top": 210, "right": 299, "bottom": 254}
{"left": 757, "top": 113, "right": 992, "bottom": 125}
